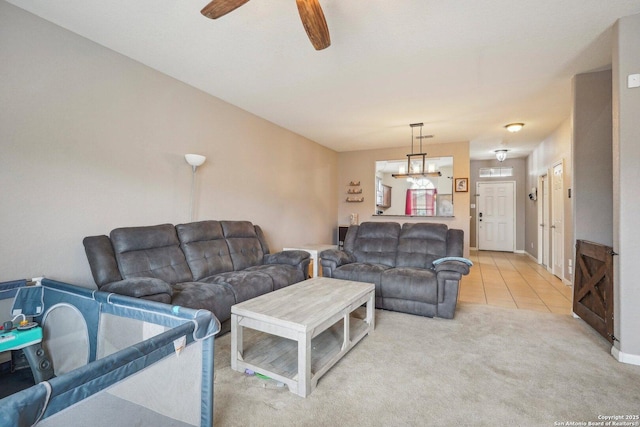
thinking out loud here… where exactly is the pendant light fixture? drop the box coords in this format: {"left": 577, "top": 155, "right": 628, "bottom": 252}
{"left": 392, "top": 123, "right": 441, "bottom": 179}
{"left": 495, "top": 122, "right": 524, "bottom": 162}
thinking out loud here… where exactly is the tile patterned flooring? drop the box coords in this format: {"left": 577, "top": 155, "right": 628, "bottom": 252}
{"left": 459, "top": 250, "right": 573, "bottom": 315}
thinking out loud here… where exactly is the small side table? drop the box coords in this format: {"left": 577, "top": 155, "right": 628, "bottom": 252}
{"left": 283, "top": 244, "right": 337, "bottom": 278}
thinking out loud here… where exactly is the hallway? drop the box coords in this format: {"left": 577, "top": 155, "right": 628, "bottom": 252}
{"left": 459, "top": 250, "right": 573, "bottom": 314}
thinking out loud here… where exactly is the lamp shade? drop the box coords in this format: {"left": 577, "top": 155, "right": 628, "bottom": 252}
{"left": 495, "top": 150, "right": 508, "bottom": 162}
{"left": 185, "top": 154, "right": 206, "bottom": 167}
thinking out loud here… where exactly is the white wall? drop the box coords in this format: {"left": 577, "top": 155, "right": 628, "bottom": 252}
{"left": 572, "top": 70, "right": 613, "bottom": 247}
{"left": 0, "top": 3, "right": 338, "bottom": 287}
{"left": 337, "top": 142, "right": 471, "bottom": 257}
{"left": 612, "top": 13, "right": 640, "bottom": 364}
{"left": 525, "top": 119, "right": 573, "bottom": 282}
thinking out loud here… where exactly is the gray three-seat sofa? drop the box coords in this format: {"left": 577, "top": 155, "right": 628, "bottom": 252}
{"left": 83, "top": 220, "right": 310, "bottom": 332}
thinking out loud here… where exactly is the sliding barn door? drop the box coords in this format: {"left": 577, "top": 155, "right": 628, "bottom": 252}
{"left": 573, "top": 240, "right": 614, "bottom": 343}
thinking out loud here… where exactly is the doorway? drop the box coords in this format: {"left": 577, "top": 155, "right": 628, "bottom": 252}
{"left": 477, "top": 181, "right": 515, "bottom": 252}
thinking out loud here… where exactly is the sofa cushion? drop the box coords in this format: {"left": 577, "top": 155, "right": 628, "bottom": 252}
{"left": 201, "top": 270, "right": 273, "bottom": 304}
{"left": 110, "top": 224, "right": 193, "bottom": 284}
{"left": 381, "top": 267, "right": 438, "bottom": 304}
{"left": 332, "top": 262, "right": 390, "bottom": 287}
{"left": 221, "top": 221, "right": 265, "bottom": 271}
{"left": 176, "top": 220, "right": 234, "bottom": 280}
{"left": 395, "top": 223, "right": 449, "bottom": 269}
{"left": 171, "top": 281, "right": 236, "bottom": 323}
{"left": 100, "top": 277, "right": 172, "bottom": 300}
{"left": 245, "top": 264, "right": 304, "bottom": 290}
{"left": 349, "top": 222, "right": 400, "bottom": 267}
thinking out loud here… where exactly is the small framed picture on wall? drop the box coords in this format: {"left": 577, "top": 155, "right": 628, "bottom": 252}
{"left": 455, "top": 178, "right": 468, "bottom": 192}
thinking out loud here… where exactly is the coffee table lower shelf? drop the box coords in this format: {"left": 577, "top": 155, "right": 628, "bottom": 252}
{"left": 232, "top": 306, "right": 373, "bottom": 397}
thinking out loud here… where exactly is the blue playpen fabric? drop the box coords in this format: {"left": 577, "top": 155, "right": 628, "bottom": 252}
{"left": 0, "top": 279, "right": 26, "bottom": 301}
{"left": 0, "top": 382, "right": 50, "bottom": 426}
{"left": 0, "top": 278, "right": 219, "bottom": 427}
{"left": 11, "top": 285, "right": 45, "bottom": 316}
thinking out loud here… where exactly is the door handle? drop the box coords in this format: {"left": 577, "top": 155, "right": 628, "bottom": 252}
{"left": 551, "top": 225, "right": 556, "bottom": 229}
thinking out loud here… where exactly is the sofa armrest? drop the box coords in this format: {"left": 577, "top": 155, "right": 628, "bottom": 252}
{"left": 265, "top": 250, "right": 311, "bottom": 279}
{"left": 319, "top": 249, "right": 355, "bottom": 277}
{"left": 264, "top": 250, "right": 310, "bottom": 266}
{"left": 100, "top": 277, "right": 173, "bottom": 300}
{"left": 436, "top": 270, "right": 463, "bottom": 318}
{"left": 83, "top": 235, "right": 123, "bottom": 287}
{"left": 434, "top": 260, "right": 471, "bottom": 276}
{"left": 320, "top": 249, "right": 355, "bottom": 267}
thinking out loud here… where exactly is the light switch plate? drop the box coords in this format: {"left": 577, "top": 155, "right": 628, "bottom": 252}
{"left": 628, "top": 74, "right": 640, "bottom": 88}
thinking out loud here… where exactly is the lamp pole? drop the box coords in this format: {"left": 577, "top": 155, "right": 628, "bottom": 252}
{"left": 184, "top": 154, "right": 206, "bottom": 222}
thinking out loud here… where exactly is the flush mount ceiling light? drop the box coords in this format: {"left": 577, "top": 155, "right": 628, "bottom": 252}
{"left": 392, "top": 123, "right": 441, "bottom": 179}
{"left": 504, "top": 123, "right": 524, "bottom": 133}
{"left": 495, "top": 149, "right": 508, "bottom": 162}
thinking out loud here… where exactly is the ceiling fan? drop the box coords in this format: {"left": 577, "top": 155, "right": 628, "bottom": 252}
{"left": 201, "top": 0, "right": 331, "bottom": 50}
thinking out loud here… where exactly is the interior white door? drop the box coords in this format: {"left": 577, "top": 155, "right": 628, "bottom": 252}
{"left": 551, "top": 162, "right": 564, "bottom": 278}
{"left": 477, "top": 181, "right": 515, "bottom": 252}
{"left": 537, "top": 174, "right": 550, "bottom": 268}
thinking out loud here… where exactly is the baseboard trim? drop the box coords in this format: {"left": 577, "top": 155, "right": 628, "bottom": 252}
{"left": 611, "top": 346, "right": 640, "bottom": 366}
{"left": 524, "top": 252, "right": 538, "bottom": 262}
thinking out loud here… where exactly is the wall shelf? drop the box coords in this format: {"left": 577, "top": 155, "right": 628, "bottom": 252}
{"left": 346, "top": 180, "right": 363, "bottom": 202}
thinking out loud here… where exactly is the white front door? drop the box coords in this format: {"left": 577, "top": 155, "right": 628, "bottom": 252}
{"left": 551, "top": 162, "right": 564, "bottom": 278}
{"left": 477, "top": 181, "right": 515, "bottom": 252}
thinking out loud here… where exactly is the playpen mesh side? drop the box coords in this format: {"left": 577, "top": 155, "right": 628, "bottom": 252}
{"left": 0, "top": 279, "right": 217, "bottom": 427}
{"left": 39, "top": 332, "right": 206, "bottom": 427}
{"left": 99, "top": 312, "right": 205, "bottom": 425}
{"left": 42, "top": 302, "right": 90, "bottom": 375}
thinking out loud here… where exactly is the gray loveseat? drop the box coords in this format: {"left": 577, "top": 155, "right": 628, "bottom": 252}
{"left": 83, "top": 220, "right": 310, "bottom": 331}
{"left": 320, "top": 222, "right": 470, "bottom": 319}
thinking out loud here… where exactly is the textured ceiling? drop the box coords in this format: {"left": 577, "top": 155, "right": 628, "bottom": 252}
{"left": 8, "top": 0, "right": 640, "bottom": 159}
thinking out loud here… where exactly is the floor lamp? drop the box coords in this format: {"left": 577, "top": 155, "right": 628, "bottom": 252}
{"left": 185, "top": 154, "right": 206, "bottom": 222}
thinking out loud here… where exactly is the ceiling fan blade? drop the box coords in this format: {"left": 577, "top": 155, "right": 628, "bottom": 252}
{"left": 296, "top": 0, "right": 331, "bottom": 50}
{"left": 201, "top": 0, "right": 250, "bottom": 19}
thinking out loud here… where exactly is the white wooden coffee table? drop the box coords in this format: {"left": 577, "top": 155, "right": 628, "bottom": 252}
{"left": 230, "top": 277, "right": 375, "bottom": 397}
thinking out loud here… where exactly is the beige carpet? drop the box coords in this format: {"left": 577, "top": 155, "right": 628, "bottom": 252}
{"left": 212, "top": 303, "right": 640, "bottom": 426}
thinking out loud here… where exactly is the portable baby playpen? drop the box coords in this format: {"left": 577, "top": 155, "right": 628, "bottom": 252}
{"left": 0, "top": 278, "right": 219, "bottom": 426}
